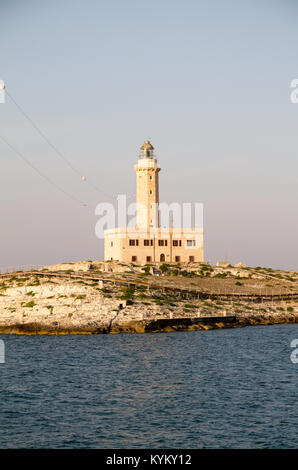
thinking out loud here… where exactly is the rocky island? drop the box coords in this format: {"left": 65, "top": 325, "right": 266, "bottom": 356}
{"left": 0, "top": 261, "right": 297, "bottom": 334}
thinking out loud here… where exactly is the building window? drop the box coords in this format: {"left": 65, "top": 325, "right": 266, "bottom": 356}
{"left": 150, "top": 176, "right": 152, "bottom": 180}
{"left": 189, "top": 256, "right": 195, "bottom": 262}
{"left": 173, "top": 240, "right": 181, "bottom": 247}
{"left": 111, "top": 241, "right": 113, "bottom": 247}
{"left": 158, "top": 240, "right": 168, "bottom": 247}
{"left": 187, "top": 240, "right": 196, "bottom": 247}
{"left": 132, "top": 256, "right": 137, "bottom": 262}
{"left": 150, "top": 190, "right": 152, "bottom": 194}
{"left": 129, "top": 239, "right": 139, "bottom": 246}
{"left": 144, "top": 239, "right": 153, "bottom": 246}
{"left": 146, "top": 256, "right": 151, "bottom": 262}
{"left": 175, "top": 256, "right": 180, "bottom": 262}
{"left": 110, "top": 257, "right": 113, "bottom": 261}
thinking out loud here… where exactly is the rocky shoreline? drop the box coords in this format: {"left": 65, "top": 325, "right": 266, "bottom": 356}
{"left": 0, "top": 261, "right": 297, "bottom": 335}
{"left": 0, "top": 311, "right": 297, "bottom": 335}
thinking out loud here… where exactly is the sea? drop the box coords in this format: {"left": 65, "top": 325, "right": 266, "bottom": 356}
{"left": 0, "top": 324, "right": 297, "bottom": 448}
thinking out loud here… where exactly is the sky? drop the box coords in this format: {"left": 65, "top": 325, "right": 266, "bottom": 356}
{"left": 0, "top": 0, "right": 298, "bottom": 270}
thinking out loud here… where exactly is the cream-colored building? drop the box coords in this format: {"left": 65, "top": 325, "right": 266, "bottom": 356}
{"left": 104, "top": 141, "right": 204, "bottom": 264}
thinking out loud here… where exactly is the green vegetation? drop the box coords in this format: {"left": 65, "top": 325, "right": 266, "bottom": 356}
{"left": 76, "top": 294, "right": 86, "bottom": 300}
{"left": 23, "top": 300, "right": 36, "bottom": 308}
{"left": 160, "top": 263, "right": 170, "bottom": 273}
{"left": 101, "top": 287, "right": 111, "bottom": 294}
{"left": 180, "top": 270, "right": 197, "bottom": 278}
{"left": 170, "top": 269, "right": 180, "bottom": 276}
{"left": 184, "top": 303, "right": 198, "bottom": 309}
{"left": 141, "top": 265, "right": 151, "bottom": 275}
{"left": 120, "top": 285, "right": 135, "bottom": 304}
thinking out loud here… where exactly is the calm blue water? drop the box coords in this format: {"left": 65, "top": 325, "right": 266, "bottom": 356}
{"left": 0, "top": 324, "right": 297, "bottom": 448}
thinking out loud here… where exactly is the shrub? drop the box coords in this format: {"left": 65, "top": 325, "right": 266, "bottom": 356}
{"left": 24, "top": 300, "right": 36, "bottom": 308}
{"left": 101, "top": 287, "right": 111, "bottom": 293}
{"left": 137, "top": 293, "right": 147, "bottom": 300}
{"left": 121, "top": 285, "right": 135, "bottom": 301}
{"left": 141, "top": 266, "right": 150, "bottom": 275}
{"left": 160, "top": 263, "right": 170, "bottom": 273}
{"left": 201, "top": 265, "right": 211, "bottom": 271}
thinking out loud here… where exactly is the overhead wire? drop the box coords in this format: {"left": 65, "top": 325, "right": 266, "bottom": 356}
{"left": 5, "top": 87, "right": 115, "bottom": 202}
{"left": 0, "top": 133, "right": 89, "bottom": 208}
{"left": 2, "top": 85, "right": 136, "bottom": 216}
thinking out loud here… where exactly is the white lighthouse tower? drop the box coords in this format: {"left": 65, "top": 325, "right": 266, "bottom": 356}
{"left": 134, "top": 140, "right": 160, "bottom": 229}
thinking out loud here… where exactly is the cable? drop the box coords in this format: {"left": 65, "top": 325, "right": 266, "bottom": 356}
{"left": 5, "top": 88, "right": 114, "bottom": 201}
{"left": 0, "top": 133, "right": 91, "bottom": 208}
{"left": 3, "top": 86, "right": 137, "bottom": 214}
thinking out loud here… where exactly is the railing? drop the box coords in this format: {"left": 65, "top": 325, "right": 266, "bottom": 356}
{"left": 0, "top": 269, "right": 297, "bottom": 302}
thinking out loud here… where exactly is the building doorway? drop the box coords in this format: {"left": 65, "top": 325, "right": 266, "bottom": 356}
{"left": 160, "top": 254, "right": 165, "bottom": 262}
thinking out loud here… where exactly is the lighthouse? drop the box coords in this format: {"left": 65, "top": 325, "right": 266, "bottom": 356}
{"left": 104, "top": 140, "right": 204, "bottom": 264}
{"left": 134, "top": 140, "right": 160, "bottom": 229}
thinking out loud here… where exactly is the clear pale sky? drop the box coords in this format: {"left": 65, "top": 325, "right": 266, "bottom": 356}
{"left": 0, "top": 0, "right": 297, "bottom": 269}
